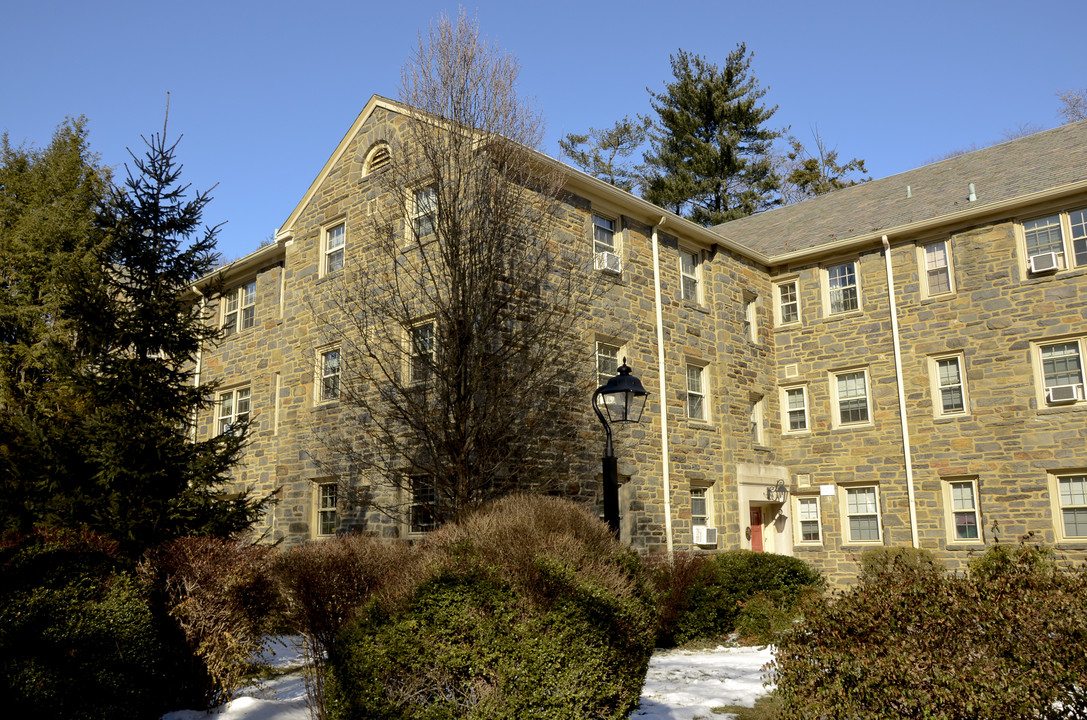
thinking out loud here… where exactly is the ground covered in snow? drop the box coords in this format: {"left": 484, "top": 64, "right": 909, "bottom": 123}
{"left": 162, "top": 638, "right": 775, "bottom": 720}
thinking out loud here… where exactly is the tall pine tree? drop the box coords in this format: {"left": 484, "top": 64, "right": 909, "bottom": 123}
{"left": 643, "top": 44, "right": 782, "bottom": 226}
{"left": 0, "top": 118, "right": 268, "bottom": 560}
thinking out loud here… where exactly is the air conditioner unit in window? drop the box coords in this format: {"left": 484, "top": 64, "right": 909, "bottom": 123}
{"left": 1030, "top": 252, "right": 1060, "bottom": 274}
{"left": 594, "top": 251, "right": 622, "bottom": 274}
{"left": 1048, "top": 384, "right": 1081, "bottom": 404}
{"left": 692, "top": 526, "right": 718, "bottom": 547}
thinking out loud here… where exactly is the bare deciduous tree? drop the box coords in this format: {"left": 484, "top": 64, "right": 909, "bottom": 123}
{"left": 315, "top": 11, "right": 596, "bottom": 529}
{"left": 1058, "top": 87, "right": 1087, "bottom": 124}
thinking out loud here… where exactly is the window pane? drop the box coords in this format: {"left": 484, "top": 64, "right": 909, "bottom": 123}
{"left": 1041, "top": 343, "right": 1083, "bottom": 388}
{"left": 779, "top": 282, "right": 799, "bottom": 323}
{"left": 681, "top": 250, "right": 699, "bottom": 301}
{"left": 1063, "top": 508, "right": 1087, "bottom": 537}
{"left": 1059, "top": 476, "right": 1087, "bottom": 506}
{"left": 955, "top": 512, "right": 979, "bottom": 539}
{"left": 828, "top": 262, "right": 858, "bottom": 313}
{"left": 596, "top": 342, "right": 620, "bottom": 386}
{"left": 849, "top": 515, "right": 880, "bottom": 542}
{"left": 1024, "top": 215, "right": 1063, "bottom": 256}
{"left": 1071, "top": 209, "right": 1087, "bottom": 266}
{"left": 837, "top": 372, "right": 868, "bottom": 424}
{"left": 847, "top": 487, "right": 877, "bottom": 514}
{"left": 786, "top": 387, "right": 807, "bottom": 431}
{"left": 801, "top": 520, "right": 820, "bottom": 541}
{"left": 593, "top": 215, "right": 615, "bottom": 253}
{"left": 691, "top": 488, "right": 707, "bottom": 525}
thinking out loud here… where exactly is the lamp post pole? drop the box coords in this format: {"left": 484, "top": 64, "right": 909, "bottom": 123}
{"left": 592, "top": 360, "right": 648, "bottom": 538}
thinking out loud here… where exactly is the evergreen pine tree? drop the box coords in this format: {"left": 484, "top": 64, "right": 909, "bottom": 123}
{"left": 643, "top": 45, "right": 782, "bottom": 226}
{"left": 0, "top": 118, "right": 268, "bottom": 560}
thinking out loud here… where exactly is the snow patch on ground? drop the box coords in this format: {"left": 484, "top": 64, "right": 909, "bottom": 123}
{"left": 161, "top": 638, "right": 774, "bottom": 720}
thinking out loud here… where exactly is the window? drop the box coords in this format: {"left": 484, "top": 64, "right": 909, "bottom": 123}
{"left": 316, "top": 483, "right": 337, "bottom": 537}
{"left": 795, "top": 496, "right": 821, "bottom": 543}
{"left": 592, "top": 214, "right": 616, "bottom": 254}
{"left": 690, "top": 487, "right": 709, "bottom": 528}
{"left": 595, "top": 341, "right": 621, "bottom": 387}
{"left": 945, "top": 479, "right": 982, "bottom": 542}
{"left": 930, "top": 354, "right": 968, "bottom": 416}
{"left": 363, "top": 144, "right": 390, "bottom": 176}
{"left": 318, "top": 348, "right": 341, "bottom": 402}
{"left": 222, "top": 280, "right": 256, "bottom": 335}
{"left": 782, "top": 386, "right": 809, "bottom": 433}
{"left": 324, "top": 222, "right": 345, "bottom": 275}
{"left": 680, "top": 248, "right": 701, "bottom": 303}
{"left": 409, "top": 476, "right": 438, "bottom": 533}
{"left": 843, "top": 486, "right": 881, "bottom": 543}
{"left": 1022, "top": 207, "right": 1087, "bottom": 272}
{"left": 686, "top": 364, "right": 707, "bottom": 421}
{"left": 750, "top": 397, "right": 765, "bottom": 445}
{"left": 922, "top": 241, "right": 953, "bottom": 296}
{"left": 775, "top": 279, "right": 800, "bottom": 325}
{"left": 1056, "top": 475, "right": 1087, "bottom": 538}
{"left": 411, "top": 185, "right": 437, "bottom": 238}
{"left": 743, "top": 295, "right": 758, "bottom": 342}
{"left": 1037, "top": 339, "right": 1085, "bottom": 405}
{"left": 410, "top": 322, "right": 435, "bottom": 385}
{"left": 217, "top": 386, "right": 251, "bottom": 435}
{"left": 834, "top": 370, "right": 870, "bottom": 426}
{"left": 827, "top": 261, "right": 859, "bottom": 314}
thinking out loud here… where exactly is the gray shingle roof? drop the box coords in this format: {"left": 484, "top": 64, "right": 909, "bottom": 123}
{"left": 713, "top": 120, "right": 1087, "bottom": 259}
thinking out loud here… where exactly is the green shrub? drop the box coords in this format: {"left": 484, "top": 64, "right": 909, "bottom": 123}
{"left": 651, "top": 550, "right": 823, "bottom": 646}
{"left": 0, "top": 529, "right": 185, "bottom": 720}
{"left": 773, "top": 539, "right": 1087, "bottom": 719}
{"left": 858, "top": 545, "right": 945, "bottom": 581}
{"left": 324, "top": 495, "right": 656, "bottom": 720}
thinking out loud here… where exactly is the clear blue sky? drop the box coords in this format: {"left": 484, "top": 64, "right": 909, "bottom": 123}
{"left": 3, "top": 0, "right": 1084, "bottom": 261}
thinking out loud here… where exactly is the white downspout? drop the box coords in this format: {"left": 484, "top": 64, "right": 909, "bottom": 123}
{"left": 652, "top": 218, "right": 675, "bottom": 556}
{"left": 882, "top": 235, "right": 920, "bottom": 548}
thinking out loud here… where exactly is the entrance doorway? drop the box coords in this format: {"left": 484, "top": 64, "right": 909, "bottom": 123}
{"left": 750, "top": 507, "right": 763, "bottom": 552}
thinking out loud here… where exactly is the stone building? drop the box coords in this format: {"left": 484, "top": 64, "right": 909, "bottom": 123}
{"left": 196, "top": 95, "right": 1087, "bottom": 584}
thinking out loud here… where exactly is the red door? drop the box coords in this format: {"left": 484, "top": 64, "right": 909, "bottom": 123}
{"left": 750, "top": 507, "right": 763, "bottom": 552}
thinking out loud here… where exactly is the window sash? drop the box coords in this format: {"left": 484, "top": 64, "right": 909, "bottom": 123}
{"left": 845, "top": 487, "right": 879, "bottom": 542}
{"left": 925, "top": 242, "right": 952, "bottom": 295}
{"left": 949, "top": 481, "right": 980, "bottom": 540}
{"left": 686, "top": 365, "right": 705, "bottom": 420}
{"left": 690, "top": 487, "right": 707, "bottom": 526}
{"left": 1024, "top": 214, "right": 1064, "bottom": 258}
{"left": 828, "top": 262, "right": 858, "bottom": 313}
{"left": 325, "top": 224, "right": 345, "bottom": 273}
{"left": 411, "top": 323, "right": 435, "bottom": 385}
{"left": 785, "top": 387, "right": 808, "bottom": 432}
{"left": 240, "top": 281, "right": 256, "bottom": 330}
{"left": 318, "top": 484, "right": 337, "bottom": 536}
{"left": 1058, "top": 476, "right": 1087, "bottom": 537}
{"left": 680, "top": 250, "right": 700, "bottom": 302}
{"left": 321, "top": 349, "right": 341, "bottom": 401}
{"left": 798, "top": 497, "right": 820, "bottom": 541}
{"left": 593, "top": 214, "right": 615, "bottom": 254}
{"left": 1041, "top": 342, "right": 1084, "bottom": 389}
{"left": 410, "top": 477, "right": 438, "bottom": 533}
{"left": 1071, "top": 209, "right": 1087, "bottom": 267}
{"left": 936, "top": 357, "right": 965, "bottom": 414}
{"left": 217, "top": 387, "right": 250, "bottom": 435}
{"left": 596, "top": 342, "right": 620, "bottom": 387}
{"left": 413, "top": 187, "right": 437, "bottom": 237}
{"left": 836, "top": 371, "right": 869, "bottom": 424}
{"left": 778, "top": 281, "right": 799, "bottom": 324}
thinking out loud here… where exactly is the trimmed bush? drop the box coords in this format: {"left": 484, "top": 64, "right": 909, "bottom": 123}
{"left": 859, "top": 545, "right": 945, "bottom": 581}
{"left": 650, "top": 550, "right": 823, "bottom": 646}
{"left": 0, "top": 529, "right": 183, "bottom": 720}
{"left": 773, "top": 540, "right": 1087, "bottom": 719}
{"left": 324, "top": 495, "right": 656, "bottom": 720}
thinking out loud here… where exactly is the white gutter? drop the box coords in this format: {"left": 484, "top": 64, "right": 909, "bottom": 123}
{"left": 882, "top": 235, "right": 920, "bottom": 548}
{"left": 652, "top": 218, "right": 675, "bottom": 556}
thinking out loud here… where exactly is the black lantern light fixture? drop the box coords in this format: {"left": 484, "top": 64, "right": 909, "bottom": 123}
{"left": 592, "top": 359, "right": 649, "bottom": 536}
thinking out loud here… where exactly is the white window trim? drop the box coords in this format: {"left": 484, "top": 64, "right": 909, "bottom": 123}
{"left": 1032, "top": 337, "right": 1087, "bottom": 408}
{"left": 679, "top": 246, "right": 703, "bottom": 304}
{"left": 831, "top": 367, "right": 872, "bottom": 428}
{"left": 217, "top": 385, "right": 251, "bottom": 436}
{"left": 743, "top": 293, "right": 759, "bottom": 343}
{"left": 690, "top": 484, "right": 714, "bottom": 529}
{"left": 685, "top": 361, "right": 710, "bottom": 423}
{"left": 221, "top": 280, "right": 257, "bottom": 335}
{"left": 322, "top": 221, "right": 346, "bottom": 277}
{"left": 838, "top": 484, "right": 883, "bottom": 545}
{"left": 1017, "top": 207, "right": 1087, "bottom": 277}
{"left": 773, "top": 277, "right": 801, "bottom": 327}
{"left": 942, "top": 476, "right": 983, "bottom": 544}
{"left": 407, "top": 475, "right": 439, "bottom": 535}
{"left": 918, "top": 239, "right": 955, "bottom": 298}
{"left": 314, "top": 481, "right": 338, "bottom": 538}
{"left": 316, "top": 346, "right": 342, "bottom": 404}
{"left": 822, "top": 259, "right": 861, "bottom": 316}
{"left": 750, "top": 396, "right": 766, "bottom": 446}
{"left": 1048, "top": 471, "right": 1087, "bottom": 542}
{"left": 780, "top": 384, "right": 810, "bottom": 435}
{"left": 409, "top": 184, "right": 438, "bottom": 240}
{"left": 592, "top": 212, "right": 618, "bottom": 255}
{"left": 793, "top": 494, "right": 822, "bottom": 545}
{"left": 928, "top": 352, "right": 969, "bottom": 417}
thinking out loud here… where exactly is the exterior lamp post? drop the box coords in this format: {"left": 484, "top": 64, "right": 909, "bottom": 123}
{"left": 592, "top": 359, "right": 649, "bottom": 537}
